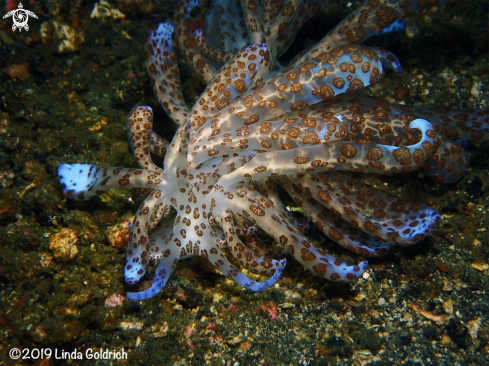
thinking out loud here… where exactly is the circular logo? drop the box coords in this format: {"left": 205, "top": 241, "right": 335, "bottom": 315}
{"left": 3, "top": 3, "right": 38, "bottom": 32}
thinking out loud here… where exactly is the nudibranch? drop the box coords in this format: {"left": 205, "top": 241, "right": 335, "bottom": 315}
{"left": 58, "top": 0, "right": 489, "bottom": 300}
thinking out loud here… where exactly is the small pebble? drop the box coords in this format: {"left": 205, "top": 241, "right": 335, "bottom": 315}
{"left": 104, "top": 293, "right": 125, "bottom": 308}
{"left": 49, "top": 228, "right": 79, "bottom": 262}
{"left": 470, "top": 262, "right": 488, "bottom": 271}
{"left": 119, "top": 321, "right": 143, "bottom": 331}
{"left": 467, "top": 319, "right": 480, "bottom": 340}
{"left": 443, "top": 300, "right": 454, "bottom": 314}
